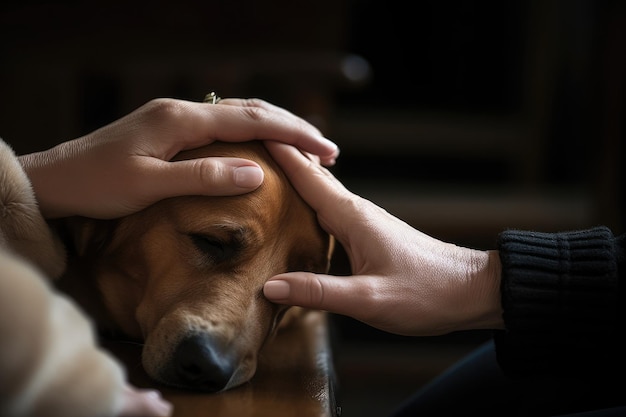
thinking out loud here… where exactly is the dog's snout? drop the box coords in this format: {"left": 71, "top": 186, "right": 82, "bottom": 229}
{"left": 171, "top": 333, "right": 235, "bottom": 392}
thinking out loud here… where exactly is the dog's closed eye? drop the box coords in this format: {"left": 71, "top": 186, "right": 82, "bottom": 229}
{"left": 189, "top": 234, "right": 236, "bottom": 263}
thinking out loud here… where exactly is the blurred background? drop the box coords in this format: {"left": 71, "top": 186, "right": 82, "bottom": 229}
{"left": 1, "top": 0, "right": 624, "bottom": 416}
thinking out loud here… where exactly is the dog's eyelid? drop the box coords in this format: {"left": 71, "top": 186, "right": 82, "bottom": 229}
{"left": 213, "top": 223, "right": 259, "bottom": 248}
{"left": 188, "top": 230, "right": 248, "bottom": 264}
{"left": 202, "top": 223, "right": 249, "bottom": 240}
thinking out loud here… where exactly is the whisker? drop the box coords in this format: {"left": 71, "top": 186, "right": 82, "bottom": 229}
{"left": 109, "top": 339, "right": 146, "bottom": 347}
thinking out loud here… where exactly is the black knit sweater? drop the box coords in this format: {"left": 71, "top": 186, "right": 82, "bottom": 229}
{"left": 494, "top": 226, "right": 625, "bottom": 378}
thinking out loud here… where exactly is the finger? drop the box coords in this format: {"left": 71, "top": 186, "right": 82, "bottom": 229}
{"left": 159, "top": 99, "right": 339, "bottom": 165}
{"left": 264, "top": 273, "right": 370, "bottom": 316}
{"left": 141, "top": 157, "right": 265, "bottom": 199}
{"left": 119, "top": 386, "right": 173, "bottom": 417}
{"left": 264, "top": 141, "right": 353, "bottom": 238}
{"left": 304, "top": 151, "right": 322, "bottom": 165}
{"left": 217, "top": 97, "right": 323, "bottom": 136}
{"left": 216, "top": 99, "right": 340, "bottom": 164}
{"left": 219, "top": 98, "right": 314, "bottom": 128}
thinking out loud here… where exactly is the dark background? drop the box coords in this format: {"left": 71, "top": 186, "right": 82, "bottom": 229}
{"left": 1, "top": 1, "right": 624, "bottom": 416}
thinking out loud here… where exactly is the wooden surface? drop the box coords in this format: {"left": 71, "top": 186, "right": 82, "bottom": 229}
{"left": 105, "top": 311, "right": 339, "bottom": 417}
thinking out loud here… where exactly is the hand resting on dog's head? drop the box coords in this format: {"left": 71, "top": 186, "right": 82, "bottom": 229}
{"left": 20, "top": 97, "right": 339, "bottom": 220}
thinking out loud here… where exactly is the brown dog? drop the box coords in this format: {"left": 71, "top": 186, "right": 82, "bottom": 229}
{"left": 54, "top": 141, "right": 334, "bottom": 393}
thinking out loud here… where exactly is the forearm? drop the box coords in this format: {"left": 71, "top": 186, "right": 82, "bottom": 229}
{"left": 494, "top": 226, "right": 625, "bottom": 377}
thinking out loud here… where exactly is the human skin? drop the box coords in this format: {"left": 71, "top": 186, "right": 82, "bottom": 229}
{"left": 19, "top": 97, "right": 338, "bottom": 220}
{"left": 263, "top": 141, "right": 504, "bottom": 337}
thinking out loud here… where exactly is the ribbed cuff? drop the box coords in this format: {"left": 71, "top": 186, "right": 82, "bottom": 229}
{"left": 494, "top": 226, "right": 620, "bottom": 378}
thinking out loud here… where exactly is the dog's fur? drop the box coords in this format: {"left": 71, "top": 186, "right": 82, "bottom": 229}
{"left": 54, "top": 141, "right": 334, "bottom": 392}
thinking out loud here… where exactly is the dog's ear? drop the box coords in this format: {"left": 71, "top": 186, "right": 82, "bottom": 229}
{"left": 57, "top": 217, "right": 117, "bottom": 257}
{"left": 325, "top": 235, "right": 336, "bottom": 273}
{"left": 287, "top": 232, "right": 335, "bottom": 275}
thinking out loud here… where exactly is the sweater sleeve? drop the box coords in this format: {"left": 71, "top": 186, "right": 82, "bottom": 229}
{"left": 494, "top": 226, "right": 625, "bottom": 378}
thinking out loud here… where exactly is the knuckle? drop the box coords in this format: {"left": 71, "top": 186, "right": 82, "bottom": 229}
{"left": 193, "top": 159, "right": 223, "bottom": 186}
{"left": 141, "top": 98, "right": 185, "bottom": 124}
{"left": 241, "top": 97, "right": 269, "bottom": 108}
{"left": 239, "top": 105, "right": 266, "bottom": 123}
{"left": 306, "top": 275, "right": 326, "bottom": 306}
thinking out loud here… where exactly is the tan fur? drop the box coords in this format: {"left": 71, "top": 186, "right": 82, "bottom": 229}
{"left": 57, "top": 141, "right": 334, "bottom": 392}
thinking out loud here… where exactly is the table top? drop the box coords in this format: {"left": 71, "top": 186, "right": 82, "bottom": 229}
{"left": 105, "top": 311, "right": 339, "bottom": 417}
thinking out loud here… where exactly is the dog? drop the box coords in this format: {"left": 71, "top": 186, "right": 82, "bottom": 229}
{"left": 54, "top": 141, "right": 334, "bottom": 393}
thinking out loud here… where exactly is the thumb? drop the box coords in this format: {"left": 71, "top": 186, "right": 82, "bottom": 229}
{"left": 264, "top": 272, "right": 357, "bottom": 315}
{"left": 145, "top": 157, "right": 265, "bottom": 199}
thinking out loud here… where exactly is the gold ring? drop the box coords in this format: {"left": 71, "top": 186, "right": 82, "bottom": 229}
{"left": 203, "top": 92, "right": 221, "bottom": 104}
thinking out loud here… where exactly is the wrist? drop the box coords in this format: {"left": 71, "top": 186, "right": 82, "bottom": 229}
{"left": 18, "top": 144, "right": 72, "bottom": 219}
{"left": 462, "top": 249, "right": 504, "bottom": 331}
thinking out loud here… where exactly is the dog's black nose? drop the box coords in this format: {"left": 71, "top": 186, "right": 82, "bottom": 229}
{"left": 170, "top": 333, "right": 235, "bottom": 392}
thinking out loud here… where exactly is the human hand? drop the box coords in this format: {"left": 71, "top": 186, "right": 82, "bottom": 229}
{"left": 118, "top": 385, "right": 172, "bottom": 417}
{"left": 19, "top": 97, "right": 338, "bottom": 219}
{"left": 263, "top": 142, "right": 504, "bottom": 336}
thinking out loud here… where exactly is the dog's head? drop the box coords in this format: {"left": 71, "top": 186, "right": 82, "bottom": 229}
{"left": 58, "top": 141, "right": 333, "bottom": 392}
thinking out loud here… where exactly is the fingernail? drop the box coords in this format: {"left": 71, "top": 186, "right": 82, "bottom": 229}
{"left": 234, "top": 166, "right": 264, "bottom": 188}
{"left": 264, "top": 280, "right": 290, "bottom": 299}
{"left": 145, "top": 390, "right": 162, "bottom": 399}
{"left": 323, "top": 138, "right": 340, "bottom": 156}
{"left": 320, "top": 136, "right": 337, "bottom": 149}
